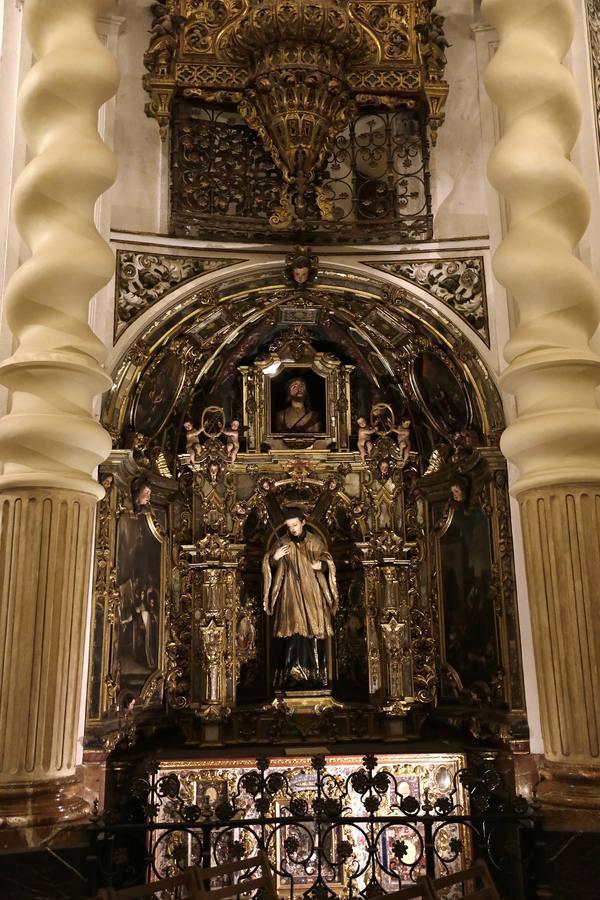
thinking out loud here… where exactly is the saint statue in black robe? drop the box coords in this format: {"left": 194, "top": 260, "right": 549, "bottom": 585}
{"left": 263, "top": 511, "right": 338, "bottom": 689}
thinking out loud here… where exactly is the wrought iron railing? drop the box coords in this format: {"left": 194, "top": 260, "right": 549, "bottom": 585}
{"left": 85, "top": 755, "right": 539, "bottom": 899}
{"left": 170, "top": 103, "right": 432, "bottom": 244}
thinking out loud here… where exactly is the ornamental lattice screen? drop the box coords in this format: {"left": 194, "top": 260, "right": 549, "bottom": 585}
{"left": 170, "top": 100, "right": 431, "bottom": 244}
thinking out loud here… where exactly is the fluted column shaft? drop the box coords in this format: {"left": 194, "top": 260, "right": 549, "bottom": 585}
{"left": 0, "top": 0, "right": 118, "bottom": 828}
{"left": 483, "top": 0, "right": 600, "bottom": 812}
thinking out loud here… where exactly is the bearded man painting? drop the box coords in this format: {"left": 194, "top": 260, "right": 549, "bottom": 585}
{"left": 274, "top": 376, "right": 322, "bottom": 433}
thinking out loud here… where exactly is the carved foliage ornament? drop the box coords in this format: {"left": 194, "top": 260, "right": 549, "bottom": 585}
{"left": 144, "top": 0, "right": 449, "bottom": 228}
{"left": 366, "top": 258, "right": 489, "bottom": 345}
{"left": 115, "top": 250, "right": 244, "bottom": 339}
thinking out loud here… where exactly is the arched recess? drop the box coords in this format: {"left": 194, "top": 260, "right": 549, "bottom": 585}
{"left": 85, "top": 263, "right": 527, "bottom": 752}
{"left": 104, "top": 262, "right": 504, "bottom": 450}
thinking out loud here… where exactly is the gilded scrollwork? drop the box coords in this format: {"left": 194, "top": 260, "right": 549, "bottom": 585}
{"left": 87, "top": 269, "right": 525, "bottom": 749}
{"left": 115, "top": 250, "right": 244, "bottom": 339}
{"left": 144, "top": 1, "right": 448, "bottom": 240}
{"left": 367, "top": 257, "right": 489, "bottom": 344}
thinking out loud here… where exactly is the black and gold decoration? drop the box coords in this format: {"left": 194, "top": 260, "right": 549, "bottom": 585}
{"left": 143, "top": 1, "right": 449, "bottom": 241}
{"left": 86, "top": 258, "right": 526, "bottom": 755}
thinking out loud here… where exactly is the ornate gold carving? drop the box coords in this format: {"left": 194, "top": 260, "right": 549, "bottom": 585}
{"left": 365, "top": 257, "right": 489, "bottom": 345}
{"left": 216, "top": 0, "right": 369, "bottom": 223}
{"left": 88, "top": 270, "right": 524, "bottom": 749}
{"left": 115, "top": 250, "right": 244, "bottom": 339}
{"left": 144, "top": 1, "right": 448, "bottom": 236}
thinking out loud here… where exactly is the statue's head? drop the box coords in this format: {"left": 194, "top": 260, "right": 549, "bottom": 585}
{"left": 286, "top": 377, "right": 309, "bottom": 404}
{"left": 135, "top": 482, "right": 152, "bottom": 508}
{"left": 292, "top": 262, "right": 310, "bottom": 285}
{"left": 449, "top": 477, "right": 468, "bottom": 503}
{"left": 285, "top": 249, "right": 317, "bottom": 290}
{"left": 284, "top": 508, "right": 306, "bottom": 537}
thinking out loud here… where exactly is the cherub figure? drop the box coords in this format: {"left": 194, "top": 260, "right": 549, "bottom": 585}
{"left": 221, "top": 419, "right": 240, "bottom": 464}
{"left": 393, "top": 418, "right": 412, "bottom": 464}
{"left": 149, "top": 2, "right": 186, "bottom": 42}
{"left": 356, "top": 416, "right": 377, "bottom": 461}
{"left": 146, "top": 3, "right": 187, "bottom": 71}
{"left": 183, "top": 420, "right": 202, "bottom": 464}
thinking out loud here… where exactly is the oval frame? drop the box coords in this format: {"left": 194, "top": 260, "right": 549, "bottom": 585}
{"left": 131, "top": 350, "right": 187, "bottom": 438}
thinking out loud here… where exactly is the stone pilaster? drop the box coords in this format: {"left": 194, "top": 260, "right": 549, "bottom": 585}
{"left": 0, "top": 490, "right": 97, "bottom": 825}
{"left": 482, "top": 0, "right": 600, "bottom": 815}
{"left": 0, "top": 0, "right": 118, "bottom": 828}
{"left": 519, "top": 486, "right": 600, "bottom": 809}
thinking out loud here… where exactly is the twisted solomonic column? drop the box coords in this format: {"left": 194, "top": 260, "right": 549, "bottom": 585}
{"left": 483, "top": 0, "right": 600, "bottom": 815}
{"left": 0, "top": 0, "right": 118, "bottom": 828}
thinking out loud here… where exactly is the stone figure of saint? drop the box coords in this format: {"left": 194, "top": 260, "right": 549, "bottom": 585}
{"left": 274, "top": 376, "right": 322, "bottom": 433}
{"left": 262, "top": 510, "right": 338, "bottom": 689}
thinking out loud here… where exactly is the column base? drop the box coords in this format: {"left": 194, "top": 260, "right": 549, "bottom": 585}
{"left": 0, "top": 776, "right": 89, "bottom": 831}
{"left": 537, "top": 761, "right": 600, "bottom": 829}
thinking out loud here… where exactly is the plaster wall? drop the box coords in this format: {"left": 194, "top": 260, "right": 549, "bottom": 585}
{"left": 111, "top": 0, "right": 163, "bottom": 234}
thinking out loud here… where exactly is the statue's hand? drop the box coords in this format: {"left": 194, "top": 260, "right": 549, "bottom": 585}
{"left": 311, "top": 561, "right": 322, "bottom": 571}
{"left": 273, "top": 544, "right": 290, "bottom": 561}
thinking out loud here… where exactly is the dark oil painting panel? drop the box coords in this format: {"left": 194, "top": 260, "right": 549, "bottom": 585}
{"left": 412, "top": 350, "right": 470, "bottom": 435}
{"left": 132, "top": 352, "right": 185, "bottom": 436}
{"left": 113, "top": 513, "right": 162, "bottom": 702}
{"left": 439, "top": 502, "right": 500, "bottom": 697}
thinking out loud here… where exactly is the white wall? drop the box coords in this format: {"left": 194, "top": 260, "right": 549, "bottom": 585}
{"left": 111, "top": 0, "right": 164, "bottom": 234}
{"left": 433, "top": 0, "right": 489, "bottom": 239}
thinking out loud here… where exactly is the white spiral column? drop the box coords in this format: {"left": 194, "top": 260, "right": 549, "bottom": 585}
{"left": 0, "top": 0, "right": 118, "bottom": 830}
{"left": 483, "top": 0, "right": 600, "bottom": 815}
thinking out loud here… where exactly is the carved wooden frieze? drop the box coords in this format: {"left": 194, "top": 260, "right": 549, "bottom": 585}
{"left": 114, "top": 250, "right": 245, "bottom": 338}
{"left": 364, "top": 257, "right": 489, "bottom": 345}
{"left": 144, "top": 1, "right": 449, "bottom": 233}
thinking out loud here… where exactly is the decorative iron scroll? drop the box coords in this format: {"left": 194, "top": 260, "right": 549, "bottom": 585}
{"left": 171, "top": 102, "right": 431, "bottom": 243}
{"left": 88, "top": 754, "right": 537, "bottom": 897}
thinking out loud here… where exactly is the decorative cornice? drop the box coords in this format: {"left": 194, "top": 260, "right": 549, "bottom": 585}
{"left": 364, "top": 257, "right": 489, "bottom": 345}
{"left": 114, "top": 251, "right": 245, "bottom": 339}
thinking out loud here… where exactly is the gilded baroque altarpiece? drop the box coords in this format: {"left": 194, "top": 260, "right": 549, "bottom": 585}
{"left": 86, "top": 261, "right": 525, "bottom": 755}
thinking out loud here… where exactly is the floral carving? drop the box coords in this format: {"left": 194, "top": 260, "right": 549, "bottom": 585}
{"left": 115, "top": 251, "right": 243, "bottom": 338}
{"left": 366, "top": 257, "right": 489, "bottom": 344}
